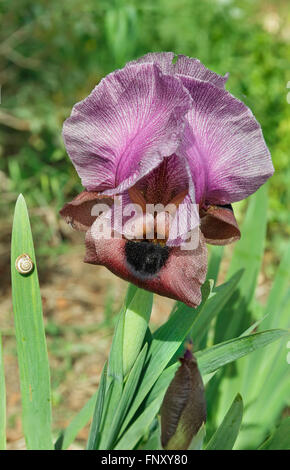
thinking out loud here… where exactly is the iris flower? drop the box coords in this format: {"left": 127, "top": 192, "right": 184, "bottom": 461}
{"left": 60, "top": 53, "right": 274, "bottom": 308}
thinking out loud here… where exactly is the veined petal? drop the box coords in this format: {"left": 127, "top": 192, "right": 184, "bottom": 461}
{"left": 136, "top": 153, "right": 190, "bottom": 205}
{"left": 177, "top": 76, "right": 274, "bottom": 205}
{"left": 59, "top": 191, "right": 113, "bottom": 232}
{"left": 200, "top": 204, "right": 241, "bottom": 245}
{"left": 130, "top": 52, "right": 228, "bottom": 88}
{"left": 129, "top": 52, "right": 175, "bottom": 74}
{"left": 84, "top": 227, "right": 207, "bottom": 308}
{"left": 63, "top": 63, "right": 192, "bottom": 195}
{"left": 174, "top": 55, "right": 228, "bottom": 89}
{"left": 167, "top": 195, "right": 200, "bottom": 247}
{"left": 135, "top": 154, "right": 199, "bottom": 245}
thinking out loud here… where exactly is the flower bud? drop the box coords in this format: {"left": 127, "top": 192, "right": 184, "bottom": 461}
{"left": 160, "top": 342, "right": 206, "bottom": 450}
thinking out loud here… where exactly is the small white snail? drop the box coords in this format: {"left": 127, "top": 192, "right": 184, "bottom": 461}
{"left": 15, "top": 254, "right": 34, "bottom": 274}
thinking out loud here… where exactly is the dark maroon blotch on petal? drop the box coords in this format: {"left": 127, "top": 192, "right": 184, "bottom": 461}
{"left": 84, "top": 229, "right": 207, "bottom": 308}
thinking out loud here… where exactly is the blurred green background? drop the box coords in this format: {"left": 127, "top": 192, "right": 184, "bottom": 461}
{"left": 0, "top": 0, "right": 289, "bottom": 448}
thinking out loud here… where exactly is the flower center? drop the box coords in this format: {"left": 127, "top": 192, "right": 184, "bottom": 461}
{"left": 128, "top": 186, "right": 188, "bottom": 242}
{"left": 125, "top": 240, "right": 170, "bottom": 279}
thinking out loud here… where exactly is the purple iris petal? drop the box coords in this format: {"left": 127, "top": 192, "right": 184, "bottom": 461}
{"left": 62, "top": 63, "right": 192, "bottom": 195}
{"left": 135, "top": 154, "right": 199, "bottom": 245}
{"left": 173, "top": 54, "right": 228, "bottom": 88}
{"left": 177, "top": 76, "right": 274, "bottom": 205}
{"left": 99, "top": 154, "right": 199, "bottom": 245}
{"left": 136, "top": 153, "right": 189, "bottom": 204}
{"left": 129, "top": 52, "right": 228, "bottom": 88}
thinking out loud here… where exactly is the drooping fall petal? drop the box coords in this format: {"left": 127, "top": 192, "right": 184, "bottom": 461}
{"left": 200, "top": 204, "right": 241, "bottom": 245}
{"left": 84, "top": 227, "right": 207, "bottom": 308}
{"left": 60, "top": 190, "right": 205, "bottom": 305}
{"left": 59, "top": 191, "right": 113, "bottom": 232}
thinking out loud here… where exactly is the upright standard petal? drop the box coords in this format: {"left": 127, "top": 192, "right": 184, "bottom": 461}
{"left": 135, "top": 153, "right": 190, "bottom": 205}
{"left": 131, "top": 154, "right": 199, "bottom": 245}
{"left": 173, "top": 54, "right": 228, "bottom": 89}
{"left": 130, "top": 52, "right": 228, "bottom": 88}
{"left": 177, "top": 76, "right": 274, "bottom": 205}
{"left": 62, "top": 63, "right": 192, "bottom": 195}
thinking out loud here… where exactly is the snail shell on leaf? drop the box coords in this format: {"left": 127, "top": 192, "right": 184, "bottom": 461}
{"left": 15, "top": 254, "right": 34, "bottom": 274}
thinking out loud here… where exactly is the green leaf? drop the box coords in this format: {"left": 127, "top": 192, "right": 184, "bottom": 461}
{"left": 100, "top": 286, "right": 149, "bottom": 448}
{"left": 215, "top": 186, "right": 268, "bottom": 343}
{"left": 0, "top": 335, "right": 6, "bottom": 450}
{"left": 116, "top": 362, "right": 179, "bottom": 450}
{"left": 101, "top": 343, "right": 148, "bottom": 450}
{"left": 206, "top": 246, "right": 224, "bottom": 284}
{"left": 192, "top": 270, "right": 244, "bottom": 349}
{"left": 240, "top": 315, "right": 268, "bottom": 337}
{"left": 141, "top": 420, "right": 161, "bottom": 450}
{"left": 142, "top": 363, "right": 179, "bottom": 409}
{"left": 163, "top": 280, "right": 214, "bottom": 366}
{"left": 197, "top": 329, "right": 289, "bottom": 377}
{"left": 206, "top": 394, "right": 243, "bottom": 450}
{"left": 235, "top": 246, "right": 290, "bottom": 450}
{"left": 188, "top": 422, "right": 206, "bottom": 450}
{"left": 235, "top": 299, "right": 290, "bottom": 449}
{"left": 124, "top": 283, "right": 138, "bottom": 308}
{"left": 258, "top": 417, "right": 290, "bottom": 450}
{"left": 107, "top": 305, "right": 125, "bottom": 385}
{"left": 119, "top": 281, "right": 212, "bottom": 436}
{"left": 123, "top": 288, "right": 153, "bottom": 376}
{"left": 11, "top": 195, "right": 53, "bottom": 450}
{"left": 99, "top": 304, "right": 125, "bottom": 446}
{"left": 54, "top": 391, "right": 98, "bottom": 450}
{"left": 86, "top": 362, "right": 108, "bottom": 450}
{"left": 115, "top": 395, "right": 162, "bottom": 450}
{"left": 241, "top": 245, "right": 290, "bottom": 400}
{"left": 242, "top": 295, "right": 290, "bottom": 407}
{"left": 263, "top": 243, "right": 290, "bottom": 330}
{"left": 227, "top": 186, "right": 268, "bottom": 293}
{"left": 202, "top": 316, "right": 268, "bottom": 387}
